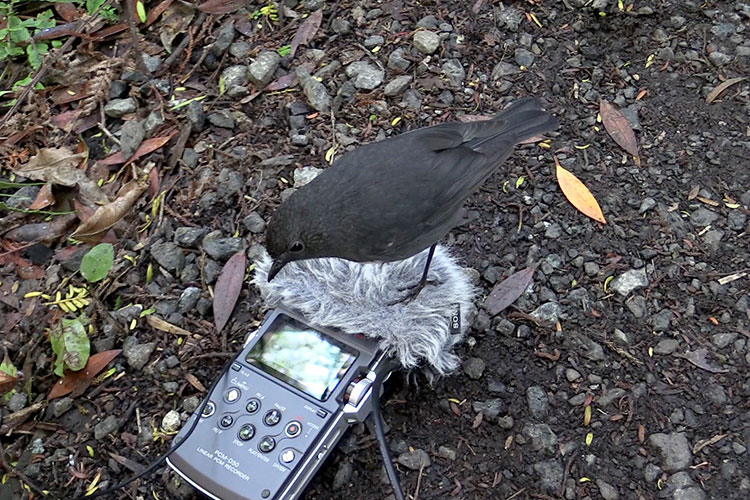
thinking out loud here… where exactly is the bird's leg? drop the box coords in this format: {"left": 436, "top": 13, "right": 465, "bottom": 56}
{"left": 389, "top": 244, "right": 439, "bottom": 305}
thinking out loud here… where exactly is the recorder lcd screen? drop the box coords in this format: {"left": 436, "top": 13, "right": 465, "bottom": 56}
{"left": 246, "top": 315, "right": 357, "bottom": 401}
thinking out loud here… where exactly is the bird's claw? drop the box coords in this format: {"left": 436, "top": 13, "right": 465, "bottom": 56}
{"left": 387, "top": 279, "right": 439, "bottom": 306}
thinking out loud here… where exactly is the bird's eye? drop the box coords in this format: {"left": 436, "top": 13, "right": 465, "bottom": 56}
{"left": 289, "top": 241, "right": 304, "bottom": 253}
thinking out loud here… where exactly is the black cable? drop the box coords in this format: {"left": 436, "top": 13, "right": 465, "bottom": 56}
{"left": 369, "top": 373, "right": 406, "bottom": 500}
{"left": 68, "top": 350, "right": 243, "bottom": 500}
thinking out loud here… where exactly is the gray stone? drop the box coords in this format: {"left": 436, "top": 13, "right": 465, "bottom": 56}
{"left": 584, "top": 261, "right": 600, "bottom": 276}
{"left": 296, "top": 67, "right": 331, "bottom": 112}
{"left": 248, "top": 50, "right": 281, "bottom": 87}
{"left": 526, "top": 386, "right": 549, "bottom": 419}
{"left": 294, "top": 166, "right": 324, "bottom": 187}
{"left": 243, "top": 212, "right": 266, "bottom": 233}
{"left": 222, "top": 65, "right": 249, "bottom": 89}
{"left": 649, "top": 432, "right": 692, "bottom": 471}
{"left": 497, "top": 415, "right": 514, "bottom": 429}
{"left": 712, "top": 332, "right": 738, "bottom": 349}
{"left": 532, "top": 458, "right": 563, "bottom": 493}
{"left": 123, "top": 337, "right": 157, "bottom": 370}
{"left": 530, "top": 302, "right": 561, "bottom": 323}
{"left": 119, "top": 120, "right": 145, "bottom": 159}
{"left": 186, "top": 100, "right": 205, "bottom": 133}
{"left": 523, "top": 423, "right": 558, "bottom": 451}
{"left": 463, "top": 357, "right": 485, "bottom": 379}
{"left": 304, "top": 0, "right": 323, "bottom": 10}
{"left": 497, "top": 7, "right": 523, "bottom": 31}
{"left": 597, "top": 479, "right": 620, "bottom": 500}
{"left": 674, "top": 486, "right": 707, "bottom": 500}
{"left": 610, "top": 268, "right": 649, "bottom": 296}
{"left": 143, "top": 110, "right": 164, "bottom": 137}
{"left": 290, "top": 133, "right": 308, "bottom": 146}
{"left": 708, "top": 51, "right": 731, "bottom": 66}
{"left": 690, "top": 207, "right": 719, "bottom": 226}
{"left": 384, "top": 75, "right": 412, "bottom": 96}
{"left": 104, "top": 98, "right": 137, "bottom": 118}
{"left": 437, "top": 445, "right": 456, "bottom": 460}
{"left": 565, "top": 368, "right": 582, "bottom": 382}
{"left": 94, "top": 415, "right": 119, "bottom": 439}
{"left": 208, "top": 110, "right": 235, "bottom": 129}
{"left": 8, "top": 392, "right": 27, "bottom": 412}
{"left": 5, "top": 185, "right": 39, "bottom": 209}
{"left": 51, "top": 397, "right": 73, "bottom": 417}
{"left": 515, "top": 48, "right": 535, "bottom": 67}
{"left": 472, "top": 399, "right": 506, "bottom": 422}
{"left": 332, "top": 462, "right": 353, "bottom": 490}
{"left": 650, "top": 309, "right": 674, "bottom": 332}
{"left": 177, "top": 287, "right": 201, "bottom": 313}
{"left": 151, "top": 240, "right": 184, "bottom": 271}
{"left": 331, "top": 18, "right": 350, "bottom": 34}
{"left": 626, "top": 294, "right": 647, "bottom": 318}
{"left": 210, "top": 20, "right": 235, "bottom": 56}
{"left": 545, "top": 223, "right": 563, "bottom": 239}
{"left": 229, "top": 41, "right": 251, "bottom": 59}
{"left": 413, "top": 30, "right": 440, "bottom": 54}
{"left": 388, "top": 48, "right": 411, "bottom": 71}
{"left": 203, "top": 237, "right": 244, "bottom": 260}
{"left": 491, "top": 61, "right": 520, "bottom": 79}
{"left": 397, "top": 448, "right": 430, "bottom": 470}
{"left": 345, "top": 61, "right": 385, "bottom": 90}
{"left": 639, "top": 197, "right": 656, "bottom": 214}
{"left": 363, "top": 35, "right": 384, "bottom": 49}
{"left": 141, "top": 53, "right": 161, "bottom": 73}
{"left": 702, "top": 229, "right": 723, "bottom": 253}
{"left": 416, "top": 15, "right": 439, "bottom": 29}
{"left": 654, "top": 338, "right": 679, "bottom": 355}
{"left": 441, "top": 59, "right": 465, "bottom": 86}
{"left": 162, "top": 410, "right": 181, "bottom": 433}
{"left": 174, "top": 227, "right": 208, "bottom": 248}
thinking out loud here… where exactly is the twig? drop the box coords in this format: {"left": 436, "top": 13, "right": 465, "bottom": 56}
{"left": 164, "top": 12, "right": 207, "bottom": 69}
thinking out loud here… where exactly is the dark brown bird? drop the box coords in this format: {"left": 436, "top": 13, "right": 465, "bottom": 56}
{"left": 266, "top": 98, "right": 558, "bottom": 300}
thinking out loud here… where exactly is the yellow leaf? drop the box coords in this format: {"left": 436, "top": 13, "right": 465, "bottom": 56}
{"left": 555, "top": 157, "right": 606, "bottom": 224}
{"left": 585, "top": 432, "right": 594, "bottom": 446}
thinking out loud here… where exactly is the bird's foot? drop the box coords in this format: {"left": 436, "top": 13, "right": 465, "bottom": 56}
{"left": 388, "top": 279, "right": 439, "bottom": 306}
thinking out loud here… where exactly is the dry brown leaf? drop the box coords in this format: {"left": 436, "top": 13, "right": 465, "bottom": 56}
{"left": 157, "top": 3, "right": 193, "bottom": 51}
{"left": 47, "top": 349, "right": 122, "bottom": 400}
{"left": 197, "top": 0, "right": 246, "bottom": 14}
{"left": 146, "top": 314, "right": 194, "bottom": 336}
{"left": 687, "top": 185, "right": 700, "bottom": 200}
{"left": 97, "top": 131, "right": 177, "bottom": 166}
{"left": 674, "top": 348, "right": 728, "bottom": 373}
{"left": 213, "top": 251, "right": 246, "bottom": 333}
{"left": 555, "top": 156, "right": 606, "bottom": 224}
{"left": 10, "top": 147, "right": 107, "bottom": 204}
{"left": 706, "top": 77, "right": 747, "bottom": 103}
{"left": 289, "top": 9, "right": 323, "bottom": 58}
{"left": 483, "top": 264, "right": 538, "bottom": 316}
{"left": 185, "top": 372, "right": 207, "bottom": 392}
{"left": 600, "top": 101, "right": 639, "bottom": 159}
{"left": 27, "top": 183, "right": 56, "bottom": 210}
{"left": 71, "top": 178, "right": 148, "bottom": 243}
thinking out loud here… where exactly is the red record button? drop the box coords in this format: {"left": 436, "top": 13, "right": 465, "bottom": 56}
{"left": 285, "top": 421, "right": 302, "bottom": 438}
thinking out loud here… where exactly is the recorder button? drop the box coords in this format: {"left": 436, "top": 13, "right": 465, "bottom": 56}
{"left": 258, "top": 436, "right": 276, "bottom": 453}
{"left": 231, "top": 362, "right": 241, "bottom": 371}
{"left": 225, "top": 387, "right": 241, "bottom": 403}
{"left": 285, "top": 421, "right": 302, "bottom": 438}
{"left": 281, "top": 449, "right": 296, "bottom": 464}
{"left": 201, "top": 401, "right": 216, "bottom": 418}
{"left": 264, "top": 409, "right": 281, "bottom": 426}
{"left": 219, "top": 414, "right": 234, "bottom": 428}
{"left": 246, "top": 398, "right": 261, "bottom": 414}
{"left": 238, "top": 424, "right": 255, "bottom": 441}
{"left": 261, "top": 490, "right": 270, "bottom": 498}
{"left": 316, "top": 409, "right": 328, "bottom": 419}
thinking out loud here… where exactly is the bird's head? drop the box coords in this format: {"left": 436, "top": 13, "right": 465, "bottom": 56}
{"left": 265, "top": 204, "right": 325, "bottom": 281}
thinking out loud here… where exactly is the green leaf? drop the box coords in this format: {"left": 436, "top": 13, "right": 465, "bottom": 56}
{"left": 136, "top": 0, "right": 146, "bottom": 23}
{"left": 26, "top": 43, "right": 41, "bottom": 69}
{"left": 50, "top": 319, "right": 91, "bottom": 375}
{"left": 277, "top": 44, "right": 291, "bottom": 57}
{"left": 0, "top": 356, "right": 17, "bottom": 377}
{"left": 80, "top": 243, "right": 114, "bottom": 282}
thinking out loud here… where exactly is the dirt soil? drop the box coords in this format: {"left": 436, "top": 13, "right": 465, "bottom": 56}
{"left": 1, "top": 1, "right": 749, "bottom": 500}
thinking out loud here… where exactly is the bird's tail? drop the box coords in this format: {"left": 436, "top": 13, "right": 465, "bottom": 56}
{"left": 467, "top": 98, "right": 558, "bottom": 151}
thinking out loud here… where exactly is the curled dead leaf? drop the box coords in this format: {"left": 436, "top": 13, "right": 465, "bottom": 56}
{"left": 71, "top": 178, "right": 148, "bottom": 243}
{"left": 555, "top": 156, "right": 606, "bottom": 224}
{"left": 289, "top": 10, "right": 323, "bottom": 58}
{"left": 706, "top": 77, "right": 747, "bottom": 103}
{"left": 600, "top": 100, "right": 639, "bottom": 159}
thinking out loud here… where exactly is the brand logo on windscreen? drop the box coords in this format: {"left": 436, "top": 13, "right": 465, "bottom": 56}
{"left": 448, "top": 303, "right": 460, "bottom": 334}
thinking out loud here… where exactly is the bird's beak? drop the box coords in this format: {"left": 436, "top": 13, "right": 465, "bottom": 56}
{"left": 268, "top": 259, "right": 285, "bottom": 281}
